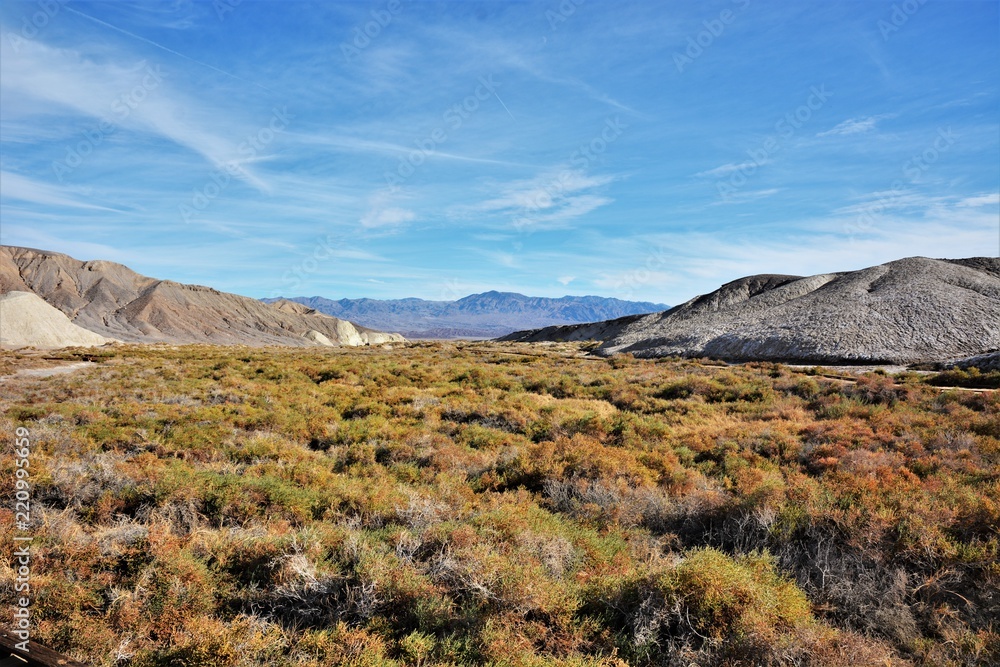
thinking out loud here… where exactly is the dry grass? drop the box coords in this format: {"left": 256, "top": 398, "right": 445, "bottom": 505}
{"left": 0, "top": 342, "right": 997, "bottom": 666}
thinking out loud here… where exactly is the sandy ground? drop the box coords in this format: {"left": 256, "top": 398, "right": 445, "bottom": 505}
{"left": 784, "top": 364, "right": 918, "bottom": 375}
{"left": 8, "top": 361, "right": 98, "bottom": 378}
{"left": 0, "top": 361, "right": 98, "bottom": 381}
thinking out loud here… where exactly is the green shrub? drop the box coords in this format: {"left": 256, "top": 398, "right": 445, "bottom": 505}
{"left": 2, "top": 342, "right": 995, "bottom": 666}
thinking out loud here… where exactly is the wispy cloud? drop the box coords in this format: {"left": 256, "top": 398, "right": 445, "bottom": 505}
{"left": 833, "top": 190, "right": 946, "bottom": 216}
{"left": 0, "top": 171, "right": 123, "bottom": 212}
{"left": 521, "top": 194, "right": 613, "bottom": 228}
{"left": 593, "top": 270, "right": 678, "bottom": 294}
{"left": 360, "top": 191, "right": 417, "bottom": 229}
{"left": 476, "top": 249, "right": 521, "bottom": 268}
{"left": 0, "top": 36, "right": 271, "bottom": 191}
{"left": 957, "top": 193, "right": 1000, "bottom": 207}
{"left": 62, "top": 5, "right": 277, "bottom": 94}
{"left": 817, "top": 114, "right": 893, "bottom": 137}
{"left": 361, "top": 207, "right": 416, "bottom": 228}
{"left": 326, "top": 248, "right": 390, "bottom": 262}
{"left": 290, "top": 132, "right": 526, "bottom": 168}
{"left": 694, "top": 160, "right": 770, "bottom": 178}
{"left": 426, "top": 29, "right": 642, "bottom": 116}
{"left": 457, "top": 169, "right": 616, "bottom": 229}
{"left": 710, "top": 188, "right": 780, "bottom": 206}
{"left": 0, "top": 223, "right": 126, "bottom": 261}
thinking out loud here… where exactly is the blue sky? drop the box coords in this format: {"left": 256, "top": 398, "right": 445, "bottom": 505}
{"left": 1, "top": 0, "right": 997, "bottom": 304}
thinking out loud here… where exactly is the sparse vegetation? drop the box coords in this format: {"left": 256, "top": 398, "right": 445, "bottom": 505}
{"left": 926, "top": 366, "right": 1000, "bottom": 390}
{"left": 1, "top": 342, "right": 998, "bottom": 666}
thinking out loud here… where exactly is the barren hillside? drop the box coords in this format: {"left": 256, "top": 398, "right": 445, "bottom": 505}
{"left": 502, "top": 257, "right": 1000, "bottom": 365}
{"left": 0, "top": 246, "right": 404, "bottom": 347}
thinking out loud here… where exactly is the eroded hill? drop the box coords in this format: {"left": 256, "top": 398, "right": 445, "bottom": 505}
{"left": 502, "top": 257, "right": 1000, "bottom": 365}
{"left": 0, "top": 246, "right": 403, "bottom": 347}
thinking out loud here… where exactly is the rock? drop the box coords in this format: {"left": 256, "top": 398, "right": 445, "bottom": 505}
{"left": 0, "top": 246, "right": 405, "bottom": 347}
{"left": 303, "top": 330, "right": 335, "bottom": 346}
{"left": 501, "top": 257, "right": 1000, "bottom": 365}
{"left": 0, "top": 291, "right": 114, "bottom": 349}
{"left": 941, "top": 351, "right": 1000, "bottom": 372}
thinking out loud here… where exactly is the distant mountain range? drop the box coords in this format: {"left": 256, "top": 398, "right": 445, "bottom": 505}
{"left": 0, "top": 246, "right": 403, "bottom": 348}
{"left": 261, "top": 292, "right": 669, "bottom": 339}
{"left": 13, "top": 246, "right": 995, "bottom": 366}
{"left": 500, "top": 256, "right": 1000, "bottom": 366}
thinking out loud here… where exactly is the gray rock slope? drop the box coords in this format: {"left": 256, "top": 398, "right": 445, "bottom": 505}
{"left": 501, "top": 257, "right": 1000, "bottom": 365}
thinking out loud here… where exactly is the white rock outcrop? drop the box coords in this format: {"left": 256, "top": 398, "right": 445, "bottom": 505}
{"left": 0, "top": 291, "right": 114, "bottom": 349}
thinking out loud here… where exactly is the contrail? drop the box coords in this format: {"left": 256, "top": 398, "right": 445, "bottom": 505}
{"left": 493, "top": 90, "right": 516, "bottom": 121}
{"left": 63, "top": 6, "right": 280, "bottom": 96}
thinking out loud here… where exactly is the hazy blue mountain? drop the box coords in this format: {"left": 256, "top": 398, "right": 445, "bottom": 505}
{"left": 262, "top": 291, "right": 668, "bottom": 339}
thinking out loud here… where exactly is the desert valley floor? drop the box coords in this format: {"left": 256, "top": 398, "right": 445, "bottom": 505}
{"left": 1, "top": 341, "right": 997, "bottom": 666}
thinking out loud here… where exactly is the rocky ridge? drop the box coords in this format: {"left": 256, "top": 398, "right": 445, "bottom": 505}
{"left": 500, "top": 257, "right": 1000, "bottom": 365}
{"left": 0, "top": 246, "right": 404, "bottom": 348}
